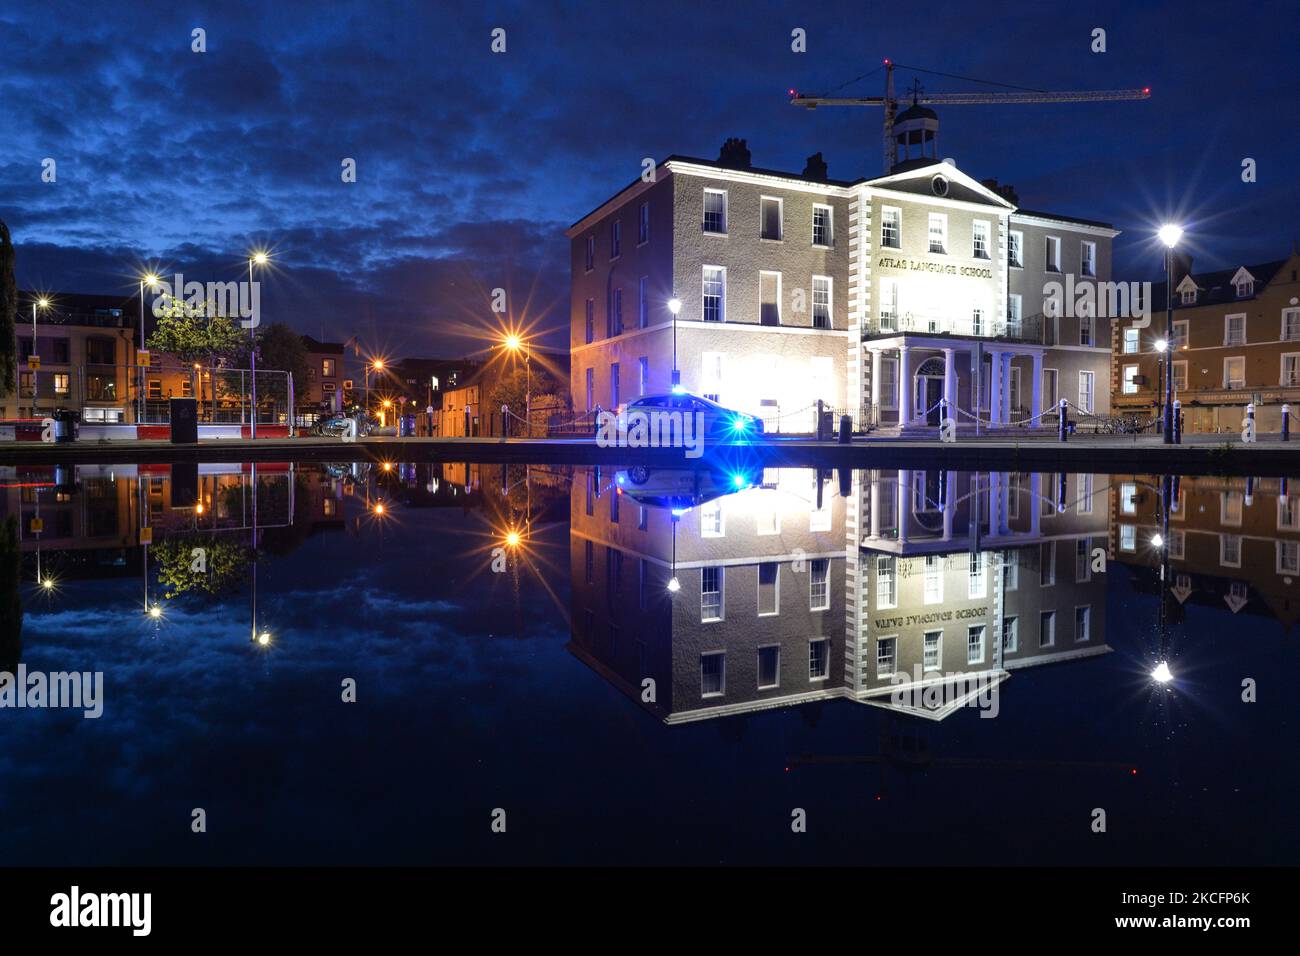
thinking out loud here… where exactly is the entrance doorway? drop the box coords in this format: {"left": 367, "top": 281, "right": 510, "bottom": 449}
{"left": 914, "top": 357, "right": 946, "bottom": 426}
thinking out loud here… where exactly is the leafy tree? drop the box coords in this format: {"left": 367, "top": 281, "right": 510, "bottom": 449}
{"left": 256, "top": 322, "right": 309, "bottom": 407}
{"left": 146, "top": 297, "right": 249, "bottom": 365}
{"left": 153, "top": 534, "right": 252, "bottom": 599}
{"left": 0, "top": 220, "right": 16, "bottom": 397}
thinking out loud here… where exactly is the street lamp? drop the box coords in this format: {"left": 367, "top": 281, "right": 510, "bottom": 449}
{"left": 667, "top": 297, "right": 682, "bottom": 392}
{"left": 247, "top": 251, "right": 270, "bottom": 438}
{"left": 30, "top": 297, "right": 49, "bottom": 417}
{"left": 1158, "top": 225, "right": 1183, "bottom": 444}
{"left": 137, "top": 275, "right": 159, "bottom": 422}
{"left": 502, "top": 333, "right": 531, "bottom": 435}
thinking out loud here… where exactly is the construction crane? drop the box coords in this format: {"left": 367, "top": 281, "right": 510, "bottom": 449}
{"left": 789, "top": 60, "right": 1151, "bottom": 174}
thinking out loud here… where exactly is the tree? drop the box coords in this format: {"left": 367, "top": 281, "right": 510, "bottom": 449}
{"left": 145, "top": 297, "right": 248, "bottom": 365}
{"left": 0, "top": 220, "right": 17, "bottom": 397}
{"left": 153, "top": 534, "right": 252, "bottom": 599}
{"left": 256, "top": 322, "right": 309, "bottom": 397}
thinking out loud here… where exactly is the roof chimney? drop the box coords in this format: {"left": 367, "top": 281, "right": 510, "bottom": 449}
{"left": 802, "top": 152, "right": 828, "bottom": 181}
{"left": 718, "top": 137, "right": 751, "bottom": 169}
{"left": 980, "top": 178, "right": 1019, "bottom": 205}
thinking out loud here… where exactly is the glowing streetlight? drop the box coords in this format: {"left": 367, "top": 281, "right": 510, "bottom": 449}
{"left": 1151, "top": 661, "right": 1174, "bottom": 684}
{"left": 668, "top": 297, "right": 683, "bottom": 390}
{"left": 1154, "top": 338, "right": 1168, "bottom": 353}
{"left": 505, "top": 529, "right": 522, "bottom": 548}
{"left": 1151, "top": 533, "right": 1164, "bottom": 548}
{"left": 501, "top": 332, "right": 531, "bottom": 434}
{"left": 30, "top": 296, "right": 51, "bottom": 417}
{"left": 247, "top": 251, "right": 272, "bottom": 439}
{"left": 373, "top": 502, "right": 386, "bottom": 516}
{"left": 148, "top": 604, "right": 162, "bottom": 619}
{"left": 1157, "top": 225, "right": 1183, "bottom": 443}
{"left": 256, "top": 631, "right": 271, "bottom": 647}
{"left": 41, "top": 578, "right": 54, "bottom": 590}
{"left": 666, "top": 576, "right": 681, "bottom": 593}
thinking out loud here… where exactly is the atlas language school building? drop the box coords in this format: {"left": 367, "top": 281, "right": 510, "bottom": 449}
{"left": 566, "top": 105, "right": 1117, "bottom": 433}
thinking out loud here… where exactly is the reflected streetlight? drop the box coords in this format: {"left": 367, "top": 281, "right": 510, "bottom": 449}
{"left": 1158, "top": 225, "right": 1183, "bottom": 443}
{"left": 1151, "top": 661, "right": 1174, "bottom": 684}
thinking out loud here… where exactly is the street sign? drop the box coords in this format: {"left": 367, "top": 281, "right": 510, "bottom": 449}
{"left": 27, "top": 355, "right": 40, "bottom": 370}
{"left": 29, "top": 517, "right": 43, "bottom": 533}
{"left": 139, "top": 526, "right": 153, "bottom": 545}
{"left": 136, "top": 350, "right": 151, "bottom": 366}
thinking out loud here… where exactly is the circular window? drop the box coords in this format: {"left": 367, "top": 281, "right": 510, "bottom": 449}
{"left": 931, "top": 175, "right": 949, "bottom": 197}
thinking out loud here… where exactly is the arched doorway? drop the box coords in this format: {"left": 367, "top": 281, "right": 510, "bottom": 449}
{"left": 914, "top": 356, "right": 945, "bottom": 426}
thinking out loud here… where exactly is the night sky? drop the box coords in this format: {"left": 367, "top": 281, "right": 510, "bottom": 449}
{"left": 2, "top": 0, "right": 1297, "bottom": 358}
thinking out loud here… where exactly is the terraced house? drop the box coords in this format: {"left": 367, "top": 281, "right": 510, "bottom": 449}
{"left": 567, "top": 108, "right": 1116, "bottom": 433}
{"left": 1111, "top": 250, "right": 1300, "bottom": 433}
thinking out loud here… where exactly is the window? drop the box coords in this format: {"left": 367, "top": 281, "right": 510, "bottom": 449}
{"left": 1040, "top": 541, "right": 1056, "bottom": 584}
{"left": 1120, "top": 524, "right": 1136, "bottom": 551}
{"left": 1279, "top": 495, "right": 1299, "bottom": 531}
{"left": 927, "top": 213, "right": 947, "bottom": 254}
{"left": 1003, "top": 553, "right": 1019, "bottom": 590}
{"left": 1224, "top": 314, "right": 1246, "bottom": 346}
{"left": 86, "top": 337, "right": 116, "bottom": 364}
{"left": 1283, "top": 308, "right": 1300, "bottom": 342}
{"left": 1181, "top": 287, "right": 1197, "bottom": 305}
{"left": 812, "top": 276, "right": 832, "bottom": 329}
{"left": 924, "top": 554, "right": 943, "bottom": 604}
{"left": 757, "top": 563, "right": 779, "bottom": 616}
{"left": 757, "top": 646, "right": 780, "bottom": 689}
{"left": 1042, "top": 368, "right": 1058, "bottom": 409}
{"left": 1002, "top": 616, "right": 1019, "bottom": 653}
{"left": 1077, "top": 371, "right": 1095, "bottom": 414}
{"left": 881, "top": 207, "right": 901, "bottom": 248}
{"left": 1123, "top": 365, "right": 1139, "bottom": 394}
{"left": 638, "top": 277, "right": 649, "bottom": 328}
{"left": 966, "top": 625, "right": 985, "bottom": 665}
{"left": 638, "top": 357, "right": 649, "bottom": 397}
{"left": 1224, "top": 356, "right": 1245, "bottom": 389}
{"left": 610, "top": 362, "right": 620, "bottom": 408}
{"left": 1081, "top": 241, "right": 1096, "bottom": 277}
{"left": 702, "top": 266, "right": 725, "bottom": 322}
{"left": 585, "top": 299, "right": 594, "bottom": 344}
{"left": 812, "top": 204, "right": 833, "bottom": 247}
{"left": 1073, "top": 605, "right": 1091, "bottom": 643}
{"left": 879, "top": 356, "right": 898, "bottom": 408}
{"left": 701, "top": 566, "right": 723, "bottom": 621}
{"left": 876, "top": 555, "right": 897, "bottom": 608}
{"left": 923, "top": 631, "right": 942, "bottom": 670}
{"left": 1007, "top": 294, "right": 1022, "bottom": 336}
{"left": 703, "top": 189, "right": 727, "bottom": 234}
{"left": 972, "top": 307, "right": 985, "bottom": 336}
{"left": 181, "top": 378, "right": 193, "bottom": 398}
{"left": 968, "top": 552, "right": 986, "bottom": 598}
{"left": 1079, "top": 314, "right": 1094, "bottom": 347}
{"left": 1171, "top": 320, "right": 1189, "bottom": 350}
{"left": 53, "top": 373, "right": 70, "bottom": 394}
{"left": 755, "top": 506, "right": 779, "bottom": 536}
{"left": 972, "top": 220, "right": 990, "bottom": 259}
{"left": 584, "top": 540, "right": 594, "bottom": 581}
{"left": 1221, "top": 534, "right": 1242, "bottom": 567}
{"left": 878, "top": 279, "right": 899, "bottom": 331}
{"left": 147, "top": 379, "right": 162, "bottom": 399}
{"left": 809, "top": 492, "right": 831, "bottom": 533}
{"left": 1236, "top": 278, "right": 1253, "bottom": 298}
{"left": 809, "top": 640, "right": 830, "bottom": 681}
{"left": 610, "top": 288, "right": 624, "bottom": 337}
{"left": 701, "top": 653, "right": 725, "bottom": 696}
{"left": 584, "top": 236, "right": 594, "bottom": 271}
{"left": 1079, "top": 473, "right": 1094, "bottom": 514}
{"left": 1075, "top": 538, "right": 1091, "bottom": 581}
{"left": 610, "top": 219, "right": 621, "bottom": 259}
{"left": 810, "top": 558, "right": 829, "bottom": 610}
{"left": 1120, "top": 481, "right": 1138, "bottom": 515}
{"left": 637, "top": 201, "right": 649, "bottom": 245}
{"left": 1168, "top": 529, "right": 1185, "bottom": 559}
{"left": 1123, "top": 328, "right": 1139, "bottom": 354}
{"left": 759, "top": 271, "right": 781, "bottom": 325}
{"left": 1282, "top": 354, "right": 1300, "bottom": 387}
{"left": 1039, "top": 610, "right": 1056, "bottom": 648}
{"left": 1045, "top": 236, "right": 1061, "bottom": 272}
{"left": 585, "top": 368, "right": 594, "bottom": 411}
{"left": 1278, "top": 541, "right": 1300, "bottom": 575}
{"left": 760, "top": 196, "right": 782, "bottom": 240}
{"left": 1008, "top": 230, "right": 1023, "bottom": 268}
{"left": 1172, "top": 361, "right": 1188, "bottom": 391}
{"left": 700, "top": 501, "right": 723, "bottom": 537}
{"left": 877, "top": 637, "right": 897, "bottom": 677}
{"left": 321, "top": 358, "right": 335, "bottom": 377}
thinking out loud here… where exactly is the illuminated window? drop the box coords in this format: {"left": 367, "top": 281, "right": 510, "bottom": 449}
{"left": 1002, "top": 617, "right": 1018, "bottom": 653}
{"left": 812, "top": 205, "right": 833, "bottom": 247}
{"left": 876, "top": 636, "right": 896, "bottom": 677}
{"left": 924, "top": 554, "right": 943, "bottom": 604}
{"left": 876, "top": 555, "right": 897, "bottom": 609}
{"left": 702, "top": 266, "right": 725, "bottom": 322}
{"left": 702, "top": 189, "right": 727, "bottom": 234}
{"left": 1008, "top": 230, "right": 1023, "bottom": 268}
{"left": 757, "top": 564, "right": 779, "bottom": 617}
{"left": 812, "top": 276, "right": 832, "bottom": 329}
{"left": 701, "top": 566, "right": 723, "bottom": 622}
{"left": 923, "top": 630, "right": 942, "bottom": 670}
{"left": 809, "top": 558, "right": 829, "bottom": 610}
{"left": 966, "top": 625, "right": 985, "bottom": 665}
{"left": 972, "top": 221, "right": 990, "bottom": 259}
{"left": 760, "top": 196, "right": 783, "bottom": 241}
{"left": 322, "top": 358, "right": 335, "bottom": 377}
{"left": 1045, "top": 236, "right": 1061, "bottom": 273}
{"left": 880, "top": 207, "right": 901, "bottom": 248}
{"left": 927, "top": 213, "right": 947, "bottom": 254}
{"left": 1224, "top": 314, "right": 1246, "bottom": 346}
{"left": 809, "top": 639, "right": 829, "bottom": 680}
{"left": 1081, "top": 241, "right": 1096, "bottom": 277}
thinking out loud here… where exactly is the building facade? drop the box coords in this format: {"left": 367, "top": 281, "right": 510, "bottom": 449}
{"left": 567, "top": 120, "right": 1117, "bottom": 433}
{"left": 1111, "top": 253, "right": 1300, "bottom": 432}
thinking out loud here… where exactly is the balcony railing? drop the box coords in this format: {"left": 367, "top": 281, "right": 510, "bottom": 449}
{"left": 870, "top": 311, "right": 1047, "bottom": 345}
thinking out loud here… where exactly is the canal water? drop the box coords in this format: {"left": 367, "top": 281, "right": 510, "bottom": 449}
{"left": 0, "top": 461, "right": 1294, "bottom": 865}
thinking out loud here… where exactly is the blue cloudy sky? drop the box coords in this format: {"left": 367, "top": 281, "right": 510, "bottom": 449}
{"left": 2, "top": 0, "right": 1297, "bottom": 356}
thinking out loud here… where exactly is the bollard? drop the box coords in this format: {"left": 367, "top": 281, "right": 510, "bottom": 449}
{"left": 1172, "top": 399, "right": 1182, "bottom": 445}
{"left": 1058, "top": 399, "right": 1068, "bottom": 442}
{"left": 1246, "top": 403, "right": 1255, "bottom": 443}
{"left": 939, "top": 397, "right": 949, "bottom": 430}
{"left": 816, "top": 399, "right": 825, "bottom": 441}
{"left": 1057, "top": 472, "right": 1068, "bottom": 513}
{"left": 1245, "top": 475, "right": 1254, "bottom": 507}
{"left": 838, "top": 414, "right": 851, "bottom": 444}
{"left": 1283, "top": 404, "right": 1290, "bottom": 442}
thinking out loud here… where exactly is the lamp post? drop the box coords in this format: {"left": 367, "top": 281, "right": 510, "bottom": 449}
{"left": 503, "top": 333, "right": 531, "bottom": 435}
{"left": 247, "top": 252, "right": 269, "bottom": 438}
{"left": 137, "top": 275, "right": 159, "bottom": 423}
{"left": 1154, "top": 338, "right": 1168, "bottom": 428}
{"left": 30, "top": 297, "right": 49, "bottom": 417}
{"left": 1158, "top": 225, "right": 1183, "bottom": 444}
{"left": 366, "top": 359, "right": 384, "bottom": 418}
{"left": 667, "top": 297, "right": 682, "bottom": 391}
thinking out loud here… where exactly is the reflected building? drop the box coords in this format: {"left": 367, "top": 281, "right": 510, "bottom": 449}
{"left": 1109, "top": 474, "right": 1300, "bottom": 628}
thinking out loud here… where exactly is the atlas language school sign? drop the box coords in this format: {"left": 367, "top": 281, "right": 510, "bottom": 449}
{"left": 875, "top": 255, "right": 994, "bottom": 279}
{"left": 874, "top": 606, "right": 988, "bottom": 630}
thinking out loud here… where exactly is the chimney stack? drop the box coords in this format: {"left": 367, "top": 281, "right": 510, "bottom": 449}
{"left": 802, "top": 152, "right": 828, "bottom": 181}
{"left": 718, "top": 137, "right": 752, "bottom": 169}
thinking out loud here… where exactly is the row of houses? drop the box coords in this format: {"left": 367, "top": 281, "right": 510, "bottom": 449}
{"left": 567, "top": 112, "right": 1300, "bottom": 434}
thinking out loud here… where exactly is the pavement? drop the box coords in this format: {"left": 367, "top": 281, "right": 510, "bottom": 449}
{"left": 1, "top": 432, "right": 1297, "bottom": 476}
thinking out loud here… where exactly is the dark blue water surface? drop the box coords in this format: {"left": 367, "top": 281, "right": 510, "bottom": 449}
{"left": 0, "top": 462, "right": 1295, "bottom": 866}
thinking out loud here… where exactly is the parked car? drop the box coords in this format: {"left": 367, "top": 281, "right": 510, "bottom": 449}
{"left": 624, "top": 393, "right": 764, "bottom": 441}
{"left": 614, "top": 466, "right": 759, "bottom": 511}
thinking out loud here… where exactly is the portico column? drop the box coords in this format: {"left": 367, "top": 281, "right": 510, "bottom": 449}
{"left": 897, "top": 469, "right": 910, "bottom": 544}
{"left": 1029, "top": 472, "right": 1042, "bottom": 536}
{"left": 870, "top": 348, "right": 882, "bottom": 425}
{"left": 942, "top": 347, "right": 956, "bottom": 416}
{"left": 942, "top": 469, "right": 955, "bottom": 541}
{"left": 898, "top": 346, "right": 912, "bottom": 427}
{"left": 1031, "top": 351, "right": 1043, "bottom": 425}
{"left": 869, "top": 470, "right": 880, "bottom": 539}
{"left": 1001, "top": 353, "right": 1013, "bottom": 423}
{"left": 988, "top": 349, "right": 1003, "bottom": 425}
